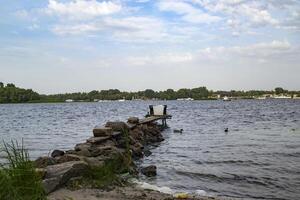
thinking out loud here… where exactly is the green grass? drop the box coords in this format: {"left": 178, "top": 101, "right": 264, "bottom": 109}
{"left": 0, "top": 140, "right": 46, "bottom": 200}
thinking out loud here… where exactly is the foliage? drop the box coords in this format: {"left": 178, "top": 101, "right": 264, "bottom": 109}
{"left": 0, "top": 83, "right": 40, "bottom": 103}
{"left": 0, "top": 81, "right": 299, "bottom": 103}
{"left": 0, "top": 140, "right": 46, "bottom": 200}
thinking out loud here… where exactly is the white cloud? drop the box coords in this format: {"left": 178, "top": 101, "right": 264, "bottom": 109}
{"left": 127, "top": 52, "right": 193, "bottom": 66}
{"left": 105, "top": 17, "right": 168, "bottom": 42}
{"left": 51, "top": 16, "right": 169, "bottom": 42}
{"left": 52, "top": 23, "right": 100, "bottom": 35}
{"left": 192, "top": 40, "right": 295, "bottom": 64}
{"left": 193, "top": 0, "right": 279, "bottom": 27}
{"left": 158, "top": 1, "right": 221, "bottom": 24}
{"left": 45, "top": 0, "right": 122, "bottom": 20}
{"left": 125, "top": 40, "right": 294, "bottom": 65}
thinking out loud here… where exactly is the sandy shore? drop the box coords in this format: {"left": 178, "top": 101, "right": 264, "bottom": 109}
{"left": 48, "top": 185, "right": 224, "bottom": 200}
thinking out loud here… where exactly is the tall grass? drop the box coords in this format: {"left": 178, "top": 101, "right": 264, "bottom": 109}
{"left": 0, "top": 140, "right": 46, "bottom": 200}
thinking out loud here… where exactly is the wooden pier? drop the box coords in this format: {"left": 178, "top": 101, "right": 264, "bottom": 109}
{"left": 141, "top": 105, "right": 172, "bottom": 128}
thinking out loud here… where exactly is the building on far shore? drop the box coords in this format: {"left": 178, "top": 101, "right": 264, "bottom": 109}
{"left": 65, "top": 99, "right": 74, "bottom": 102}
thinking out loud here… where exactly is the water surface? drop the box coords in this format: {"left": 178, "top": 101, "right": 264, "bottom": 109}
{"left": 0, "top": 100, "right": 299, "bottom": 199}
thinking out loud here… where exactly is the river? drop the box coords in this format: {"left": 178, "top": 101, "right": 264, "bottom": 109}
{"left": 0, "top": 100, "right": 299, "bottom": 199}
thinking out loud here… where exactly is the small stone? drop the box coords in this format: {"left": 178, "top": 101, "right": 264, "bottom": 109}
{"left": 55, "top": 154, "right": 81, "bottom": 164}
{"left": 144, "top": 150, "right": 152, "bottom": 157}
{"left": 127, "top": 117, "right": 139, "bottom": 124}
{"left": 83, "top": 157, "right": 105, "bottom": 168}
{"left": 111, "top": 131, "right": 122, "bottom": 139}
{"left": 65, "top": 150, "right": 77, "bottom": 154}
{"left": 105, "top": 121, "right": 130, "bottom": 131}
{"left": 51, "top": 150, "right": 65, "bottom": 158}
{"left": 34, "top": 156, "right": 56, "bottom": 168}
{"left": 141, "top": 165, "right": 157, "bottom": 177}
{"left": 86, "top": 136, "right": 111, "bottom": 144}
{"left": 74, "top": 143, "right": 91, "bottom": 151}
{"left": 74, "top": 143, "right": 92, "bottom": 157}
{"left": 89, "top": 145, "right": 115, "bottom": 157}
{"left": 93, "top": 126, "right": 113, "bottom": 137}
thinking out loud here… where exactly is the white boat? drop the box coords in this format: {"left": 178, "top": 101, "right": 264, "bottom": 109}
{"left": 273, "top": 95, "right": 292, "bottom": 99}
{"left": 223, "top": 96, "right": 231, "bottom": 101}
{"left": 118, "top": 99, "right": 126, "bottom": 102}
{"left": 65, "top": 99, "right": 74, "bottom": 102}
{"left": 177, "top": 98, "right": 194, "bottom": 101}
{"left": 257, "top": 96, "right": 266, "bottom": 100}
{"left": 98, "top": 100, "right": 110, "bottom": 102}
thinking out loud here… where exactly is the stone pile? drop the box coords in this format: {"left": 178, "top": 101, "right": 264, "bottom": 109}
{"left": 34, "top": 117, "right": 165, "bottom": 194}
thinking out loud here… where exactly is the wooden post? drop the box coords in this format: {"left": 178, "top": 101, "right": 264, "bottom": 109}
{"left": 162, "top": 118, "right": 167, "bottom": 128}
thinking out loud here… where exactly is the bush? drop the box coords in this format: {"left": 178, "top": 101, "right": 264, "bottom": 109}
{"left": 0, "top": 140, "right": 46, "bottom": 200}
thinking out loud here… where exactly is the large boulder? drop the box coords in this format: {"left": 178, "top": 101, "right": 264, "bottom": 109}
{"left": 93, "top": 126, "right": 113, "bottom": 137}
{"left": 141, "top": 165, "right": 157, "bottom": 177}
{"left": 34, "top": 156, "right": 56, "bottom": 168}
{"left": 105, "top": 121, "right": 129, "bottom": 131}
{"left": 43, "top": 161, "right": 89, "bottom": 194}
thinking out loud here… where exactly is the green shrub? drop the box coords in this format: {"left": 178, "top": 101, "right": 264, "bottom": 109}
{"left": 0, "top": 140, "right": 46, "bottom": 200}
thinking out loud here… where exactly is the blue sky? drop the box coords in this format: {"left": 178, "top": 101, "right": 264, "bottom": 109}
{"left": 0, "top": 0, "right": 299, "bottom": 94}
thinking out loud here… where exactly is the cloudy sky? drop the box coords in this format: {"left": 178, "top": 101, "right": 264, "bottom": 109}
{"left": 0, "top": 0, "right": 299, "bottom": 94}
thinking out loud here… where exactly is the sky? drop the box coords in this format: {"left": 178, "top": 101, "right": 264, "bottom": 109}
{"left": 0, "top": 0, "right": 299, "bottom": 94}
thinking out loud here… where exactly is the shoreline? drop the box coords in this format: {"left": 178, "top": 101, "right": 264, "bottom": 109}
{"left": 1, "top": 98, "right": 299, "bottom": 105}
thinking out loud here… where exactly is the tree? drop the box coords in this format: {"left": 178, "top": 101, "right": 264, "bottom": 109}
{"left": 0, "top": 82, "right": 3, "bottom": 88}
{"left": 6, "top": 83, "right": 15, "bottom": 88}
{"left": 274, "top": 87, "right": 285, "bottom": 95}
{"left": 144, "top": 89, "right": 155, "bottom": 99}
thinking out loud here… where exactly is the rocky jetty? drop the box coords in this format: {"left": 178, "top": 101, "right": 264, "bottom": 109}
{"left": 34, "top": 117, "right": 165, "bottom": 194}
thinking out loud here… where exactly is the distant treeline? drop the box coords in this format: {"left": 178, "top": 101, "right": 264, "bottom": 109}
{"left": 0, "top": 82, "right": 299, "bottom": 103}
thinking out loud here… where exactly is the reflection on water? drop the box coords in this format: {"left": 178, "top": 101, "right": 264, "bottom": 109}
{"left": 0, "top": 100, "right": 300, "bottom": 199}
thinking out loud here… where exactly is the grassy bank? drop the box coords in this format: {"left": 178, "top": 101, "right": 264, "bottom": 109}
{"left": 0, "top": 140, "right": 46, "bottom": 200}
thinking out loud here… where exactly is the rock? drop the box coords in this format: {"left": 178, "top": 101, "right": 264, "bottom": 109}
{"left": 127, "top": 117, "right": 139, "bottom": 124}
{"left": 74, "top": 143, "right": 93, "bottom": 157}
{"left": 74, "top": 143, "right": 91, "bottom": 152}
{"left": 55, "top": 154, "right": 81, "bottom": 164}
{"left": 83, "top": 157, "right": 105, "bottom": 168}
{"left": 86, "top": 136, "right": 111, "bottom": 144}
{"left": 105, "top": 121, "right": 130, "bottom": 131}
{"left": 131, "top": 145, "right": 144, "bottom": 159}
{"left": 144, "top": 149, "right": 152, "bottom": 157}
{"left": 42, "top": 177, "right": 60, "bottom": 194}
{"left": 65, "top": 150, "right": 77, "bottom": 154}
{"left": 35, "top": 168, "right": 47, "bottom": 179}
{"left": 93, "top": 126, "right": 113, "bottom": 137}
{"left": 51, "top": 150, "right": 65, "bottom": 158}
{"left": 111, "top": 131, "right": 123, "bottom": 139}
{"left": 141, "top": 165, "right": 157, "bottom": 177}
{"left": 43, "top": 161, "right": 89, "bottom": 194}
{"left": 115, "top": 138, "right": 128, "bottom": 149}
{"left": 89, "top": 145, "right": 116, "bottom": 157}
{"left": 34, "top": 156, "right": 56, "bottom": 168}
{"left": 173, "top": 129, "right": 183, "bottom": 133}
